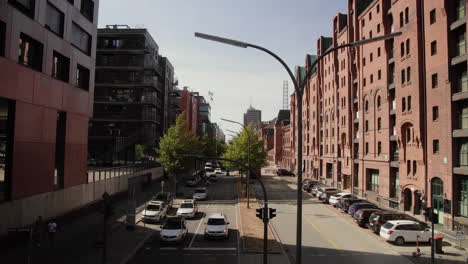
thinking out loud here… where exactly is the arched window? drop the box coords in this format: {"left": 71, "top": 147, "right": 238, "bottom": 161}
{"left": 365, "top": 100, "right": 369, "bottom": 112}
{"left": 377, "top": 96, "right": 381, "bottom": 108}
{"left": 378, "top": 142, "right": 382, "bottom": 155}
{"left": 377, "top": 118, "right": 382, "bottom": 131}
{"left": 406, "top": 128, "right": 411, "bottom": 143}
{"left": 413, "top": 160, "right": 417, "bottom": 175}
{"left": 365, "top": 120, "right": 369, "bottom": 132}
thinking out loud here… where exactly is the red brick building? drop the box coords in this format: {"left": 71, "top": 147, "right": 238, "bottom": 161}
{"left": 179, "top": 87, "right": 199, "bottom": 134}
{"left": 281, "top": 0, "right": 468, "bottom": 229}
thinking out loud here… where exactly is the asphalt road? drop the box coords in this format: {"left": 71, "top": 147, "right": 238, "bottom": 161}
{"left": 128, "top": 172, "right": 240, "bottom": 264}
{"left": 255, "top": 174, "right": 414, "bottom": 264}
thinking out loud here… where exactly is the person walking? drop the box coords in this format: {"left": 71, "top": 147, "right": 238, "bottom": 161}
{"left": 47, "top": 220, "right": 58, "bottom": 247}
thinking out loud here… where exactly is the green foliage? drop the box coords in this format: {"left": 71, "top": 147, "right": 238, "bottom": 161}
{"left": 135, "top": 144, "right": 144, "bottom": 160}
{"left": 222, "top": 124, "right": 267, "bottom": 174}
{"left": 156, "top": 113, "right": 201, "bottom": 177}
{"left": 201, "top": 135, "right": 227, "bottom": 158}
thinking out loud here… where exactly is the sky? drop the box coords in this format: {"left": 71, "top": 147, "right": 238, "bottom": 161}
{"left": 98, "top": 0, "right": 345, "bottom": 140}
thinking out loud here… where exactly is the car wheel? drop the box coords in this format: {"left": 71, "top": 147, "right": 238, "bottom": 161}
{"left": 395, "top": 236, "right": 405, "bottom": 246}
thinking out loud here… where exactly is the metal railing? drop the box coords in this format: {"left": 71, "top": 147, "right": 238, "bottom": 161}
{"left": 86, "top": 161, "right": 161, "bottom": 183}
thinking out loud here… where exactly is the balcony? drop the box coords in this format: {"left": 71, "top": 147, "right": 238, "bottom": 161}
{"left": 451, "top": 18, "right": 466, "bottom": 31}
{"left": 454, "top": 167, "right": 468, "bottom": 175}
{"left": 453, "top": 129, "right": 468, "bottom": 138}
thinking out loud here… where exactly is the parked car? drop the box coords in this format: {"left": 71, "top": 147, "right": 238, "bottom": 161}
{"left": 319, "top": 190, "right": 341, "bottom": 203}
{"left": 214, "top": 168, "right": 223, "bottom": 174}
{"left": 338, "top": 198, "right": 368, "bottom": 213}
{"left": 368, "top": 211, "right": 417, "bottom": 234}
{"left": 329, "top": 193, "right": 357, "bottom": 206}
{"left": 379, "top": 220, "right": 432, "bottom": 245}
{"left": 303, "top": 181, "right": 320, "bottom": 192}
{"left": 151, "top": 192, "right": 174, "bottom": 208}
{"left": 204, "top": 212, "right": 230, "bottom": 239}
{"left": 352, "top": 208, "right": 382, "bottom": 227}
{"left": 193, "top": 187, "right": 208, "bottom": 201}
{"left": 204, "top": 162, "right": 213, "bottom": 172}
{"left": 310, "top": 184, "right": 325, "bottom": 196}
{"left": 348, "top": 203, "right": 379, "bottom": 216}
{"left": 177, "top": 200, "right": 198, "bottom": 219}
{"left": 185, "top": 176, "right": 199, "bottom": 187}
{"left": 142, "top": 201, "right": 167, "bottom": 223}
{"left": 276, "top": 169, "right": 294, "bottom": 176}
{"left": 316, "top": 187, "right": 340, "bottom": 199}
{"left": 160, "top": 217, "right": 188, "bottom": 244}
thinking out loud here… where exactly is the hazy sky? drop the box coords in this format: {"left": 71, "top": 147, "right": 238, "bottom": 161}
{"left": 98, "top": 0, "right": 345, "bottom": 140}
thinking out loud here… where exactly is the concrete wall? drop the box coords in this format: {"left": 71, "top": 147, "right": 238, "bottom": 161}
{"left": 0, "top": 166, "right": 163, "bottom": 235}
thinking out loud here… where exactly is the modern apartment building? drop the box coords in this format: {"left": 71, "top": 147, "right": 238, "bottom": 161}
{"left": 243, "top": 106, "right": 261, "bottom": 127}
{"left": 0, "top": 0, "right": 98, "bottom": 231}
{"left": 284, "top": 0, "right": 467, "bottom": 229}
{"left": 89, "top": 25, "right": 167, "bottom": 165}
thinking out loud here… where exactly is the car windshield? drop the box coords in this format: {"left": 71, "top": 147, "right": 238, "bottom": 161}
{"left": 207, "top": 218, "right": 226, "bottom": 225}
{"left": 163, "top": 220, "right": 182, "bottom": 230}
{"left": 181, "top": 203, "right": 193, "bottom": 208}
{"left": 194, "top": 190, "right": 206, "bottom": 194}
{"left": 146, "top": 204, "right": 160, "bottom": 211}
{"left": 382, "top": 222, "right": 394, "bottom": 229}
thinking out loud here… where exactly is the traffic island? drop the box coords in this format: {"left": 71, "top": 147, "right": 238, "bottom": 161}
{"left": 236, "top": 175, "right": 282, "bottom": 254}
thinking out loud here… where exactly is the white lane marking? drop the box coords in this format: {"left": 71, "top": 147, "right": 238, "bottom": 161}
{"left": 235, "top": 199, "right": 241, "bottom": 264}
{"left": 159, "top": 247, "right": 237, "bottom": 251}
{"left": 189, "top": 203, "right": 210, "bottom": 248}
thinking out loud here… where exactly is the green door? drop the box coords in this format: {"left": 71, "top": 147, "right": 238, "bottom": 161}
{"left": 432, "top": 178, "right": 444, "bottom": 224}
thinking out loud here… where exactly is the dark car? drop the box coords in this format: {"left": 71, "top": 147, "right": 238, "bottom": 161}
{"left": 347, "top": 203, "right": 379, "bottom": 216}
{"left": 352, "top": 208, "right": 382, "bottom": 227}
{"left": 368, "top": 211, "right": 424, "bottom": 234}
{"left": 185, "top": 176, "right": 199, "bottom": 187}
{"left": 319, "top": 190, "right": 341, "bottom": 203}
{"left": 276, "top": 169, "right": 295, "bottom": 176}
{"left": 338, "top": 198, "right": 368, "bottom": 213}
{"left": 303, "top": 181, "right": 320, "bottom": 192}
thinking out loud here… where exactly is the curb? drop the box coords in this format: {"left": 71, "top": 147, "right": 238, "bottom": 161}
{"left": 119, "top": 231, "right": 154, "bottom": 264}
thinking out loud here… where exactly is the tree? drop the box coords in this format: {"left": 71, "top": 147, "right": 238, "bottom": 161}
{"left": 222, "top": 124, "right": 267, "bottom": 176}
{"left": 201, "top": 135, "right": 227, "bottom": 158}
{"left": 156, "top": 113, "right": 201, "bottom": 194}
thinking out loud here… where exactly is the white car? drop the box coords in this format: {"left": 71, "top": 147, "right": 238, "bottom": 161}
{"left": 204, "top": 162, "right": 213, "bottom": 172}
{"left": 160, "top": 217, "right": 188, "bottom": 244}
{"left": 141, "top": 201, "right": 167, "bottom": 223}
{"left": 214, "top": 168, "right": 222, "bottom": 174}
{"left": 193, "top": 187, "right": 208, "bottom": 200}
{"left": 204, "top": 213, "right": 230, "bottom": 239}
{"left": 379, "top": 220, "right": 432, "bottom": 245}
{"left": 329, "top": 193, "right": 357, "bottom": 206}
{"left": 177, "top": 200, "right": 198, "bottom": 218}
{"left": 316, "top": 187, "right": 340, "bottom": 199}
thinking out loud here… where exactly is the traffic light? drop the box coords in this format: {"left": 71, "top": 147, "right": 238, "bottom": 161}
{"left": 269, "top": 208, "right": 277, "bottom": 219}
{"left": 256, "top": 208, "right": 263, "bottom": 220}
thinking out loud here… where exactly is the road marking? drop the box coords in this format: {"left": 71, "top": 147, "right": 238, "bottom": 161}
{"left": 303, "top": 212, "right": 344, "bottom": 252}
{"left": 160, "top": 247, "right": 237, "bottom": 251}
{"left": 189, "top": 203, "right": 210, "bottom": 248}
{"left": 235, "top": 198, "right": 241, "bottom": 264}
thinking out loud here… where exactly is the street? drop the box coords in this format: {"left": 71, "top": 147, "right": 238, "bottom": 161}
{"left": 129, "top": 172, "right": 241, "bottom": 264}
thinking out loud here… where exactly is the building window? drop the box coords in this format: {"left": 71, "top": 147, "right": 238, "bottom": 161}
{"left": 370, "top": 30, "right": 373, "bottom": 38}
{"left": 18, "top": 33, "right": 43, "bottom": 72}
{"left": 377, "top": 47, "right": 381, "bottom": 57}
{"left": 370, "top": 74, "right": 374, "bottom": 83}
{"left": 368, "top": 169, "right": 379, "bottom": 192}
{"left": 406, "top": 39, "right": 410, "bottom": 55}
{"left": 399, "top": 12, "right": 404, "bottom": 27}
{"left": 402, "top": 97, "right": 406, "bottom": 112}
{"left": 363, "top": 57, "right": 366, "bottom": 66}
{"left": 456, "top": 0, "right": 466, "bottom": 21}
{"left": 378, "top": 142, "right": 382, "bottom": 155}
{"left": 71, "top": 23, "right": 91, "bottom": 55}
{"left": 377, "top": 118, "right": 382, "bottom": 131}
{"left": 433, "top": 140, "right": 439, "bottom": 154}
{"left": 326, "top": 163, "right": 333, "bottom": 179}
{"left": 407, "top": 96, "right": 412, "bottom": 111}
{"left": 459, "top": 104, "right": 468, "bottom": 129}
{"left": 52, "top": 51, "right": 70, "bottom": 82}
{"left": 407, "top": 160, "right": 411, "bottom": 175}
{"left": 401, "top": 69, "right": 406, "bottom": 84}
{"left": 431, "top": 41, "right": 437, "bottom": 56}
{"left": 413, "top": 160, "right": 417, "bottom": 175}
{"left": 365, "top": 100, "right": 369, "bottom": 112}
{"left": 370, "top": 53, "right": 373, "bottom": 62}
{"left": 365, "top": 120, "right": 369, "bottom": 132}
{"left": 405, "top": 7, "right": 409, "bottom": 24}
{"left": 362, "top": 19, "right": 365, "bottom": 27}
{"left": 377, "top": 96, "right": 381, "bottom": 108}
{"left": 457, "top": 71, "right": 468, "bottom": 93}
{"left": 432, "top": 73, "right": 438, "bottom": 88}
{"left": 80, "top": 0, "right": 94, "bottom": 22}
{"left": 76, "top": 64, "right": 90, "bottom": 90}
{"left": 433, "top": 106, "right": 439, "bottom": 121}
{"left": 430, "top": 9, "right": 436, "bottom": 24}
{"left": 378, "top": 70, "right": 381, "bottom": 80}
{"left": 366, "top": 142, "right": 369, "bottom": 155}
{"left": 456, "top": 30, "right": 466, "bottom": 57}
{"left": 377, "top": 4, "right": 380, "bottom": 13}
{"left": 55, "top": 112, "right": 66, "bottom": 190}
{"left": 0, "top": 99, "right": 14, "bottom": 201}
{"left": 8, "top": 0, "right": 35, "bottom": 18}
{"left": 461, "top": 178, "right": 468, "bottom": 217}
{"left": 377, "top": 24, "right": 380, "bottom": 33}
{"left": 407, "top": 67, "right": 411, "bottom": 83}
{"left": 369, "top": 11, "right": 372, "bottom": 21}
{"left": 400, "top": 42, "right": 405, "bottom": 57}
{"left": 0, "top": 20, "right": 5, "bottom": 57}
{"left": 363, "top": 78, "right": 367, "bottom": 87}
{"left": 46, "top": 2, "right": 64, "bottom": 37}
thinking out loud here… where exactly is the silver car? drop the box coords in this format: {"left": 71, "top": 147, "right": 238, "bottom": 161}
{"left": 160, "top": 217, "right": 188, "bottom": 244}
{"left": 177, "top": 200, "right": 198, "bottom": 218}
{"left": 141, "top": 201, "right": 167, "bottom": 223}
{"left": 193, "top": 187, "right": 208, "bottom": 201}
{"left": 204, "top": 213, "right": 229, "bottom": 239}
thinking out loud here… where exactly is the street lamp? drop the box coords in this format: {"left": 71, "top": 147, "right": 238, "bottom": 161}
{"left": 197, "top": 31, "right": 401, "bottom": 264}
{"left": 221, "top": 118, "right": 252, "bottom": 208}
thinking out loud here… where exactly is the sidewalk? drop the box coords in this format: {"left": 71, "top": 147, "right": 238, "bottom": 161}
{"left": 1, "top": 178, "right": 164, "bottom": 264}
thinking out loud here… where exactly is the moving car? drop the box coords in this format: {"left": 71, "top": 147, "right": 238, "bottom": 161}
{"left": 141, "top": 201, "right": 167, "bottom": 223}
{"left": 204, "top": 213, "right": 230, "bottom": 239}
{"left": 204, "top": 162, "right": 214, "bottom": 172}
{"left": 160, "top": 217, "right": 188, "bottom": 244}
{"left": 276, "top": 169, "right": 294, "bottom": 176}
{"left": 177, "top": 200, "right": 198, "bottom": 219}
{"left": 214, "top": 168, "right": 223, "bottom": 174}
{"left": 347, "top": 203, "right": 379, "bottom": 216}
{"left": 185, "top": 176, "right": 199, "bottom": 187}
{"left": 151, "top": 192, "right": 174, "bottom": 208}
{"left": 379, "top": 220, "right": 432, "bottom": 245}
{"left": 338, "top": 198, "right": 368, "bottom": 213}
{"left": 318, "top": 190, "right": 341, "bottom": 203}
{"left": 193, "top": 187, "right": 208, "bottom": 201}
{"left": 352, "top": 208, "right": 382, "bottom": 227}
{"left": 329, "top": 193, "right": 357, "bottom": 206}
{"left": 316, "top": 187, "right": 340, "bottom": 198}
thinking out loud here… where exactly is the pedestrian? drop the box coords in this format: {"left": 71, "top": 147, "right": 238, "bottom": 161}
{"left": 47, "top": 220, "right": 58, "bottom": 247}
{"left": 33, "top": 216, "right": 44, "bottom": 247}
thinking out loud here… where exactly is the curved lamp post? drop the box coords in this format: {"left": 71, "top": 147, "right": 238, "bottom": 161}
{"left": 196, "top": 31, "right": 401, "bottom": 264}
{"left": 221, "top": 118, "right": 252, "bottom": 208}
